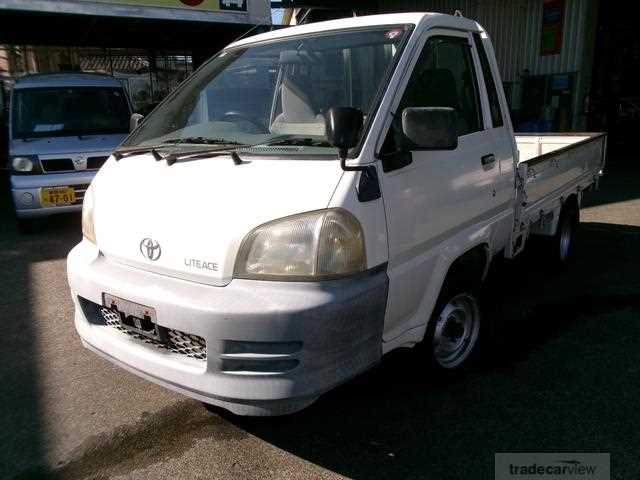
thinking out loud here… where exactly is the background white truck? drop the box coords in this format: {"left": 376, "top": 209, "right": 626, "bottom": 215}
{"left": 67, "top": 12, "right": 606, "bottom": 415}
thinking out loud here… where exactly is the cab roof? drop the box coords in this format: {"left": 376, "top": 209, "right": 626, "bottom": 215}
{"left": 13, "top": 73, "right": 123, "bottom": 90}
{"left": 229, "top": 12, "right": 483, "bottom": 49}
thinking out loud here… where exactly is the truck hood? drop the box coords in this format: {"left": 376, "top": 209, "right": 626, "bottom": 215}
{"left": 10, "top": 134, "right": 127, "bottom": 156}
{"left": 93, "top": 153, "right": 344, "bottom": 286}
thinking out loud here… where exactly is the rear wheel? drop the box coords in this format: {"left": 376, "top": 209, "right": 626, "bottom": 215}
{"left": 425, "top": 287, "right": 482, "bottom": 371}
{"left": 551, "top": 203, "right": 579, "bottom": 266}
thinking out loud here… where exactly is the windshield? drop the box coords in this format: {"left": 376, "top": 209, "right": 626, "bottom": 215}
{"left": 123, "top": 26, "right": 411, "bottom": 155}
{"left": 12, "top": 86, "right": 130, "bottom": 139}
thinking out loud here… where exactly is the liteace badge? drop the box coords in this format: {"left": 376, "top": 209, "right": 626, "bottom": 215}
{"left": 184, "top": 258, "right": 218, "bottom": 271}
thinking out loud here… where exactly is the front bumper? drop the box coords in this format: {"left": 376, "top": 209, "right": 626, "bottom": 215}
{"left": 67, "top": 240, "right": 388, "bottom": 416}
{"left": 11, "top": 171, "right": 96, "bottom": 218}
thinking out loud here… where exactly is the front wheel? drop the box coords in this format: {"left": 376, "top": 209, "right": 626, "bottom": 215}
{"left": 426, "top": 289, "right": 482, "bottom": 371}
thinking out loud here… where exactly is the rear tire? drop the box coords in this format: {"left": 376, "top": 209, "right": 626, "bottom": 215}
{"left": 424, "top": 284, "right": 483, "bottom": 372}
{"left": 551, "top": 203, "right": 579, "bottom": 267}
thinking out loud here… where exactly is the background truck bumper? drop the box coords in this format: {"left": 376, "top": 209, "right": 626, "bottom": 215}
{"left": 11, "top": 171, "right": 96, "bottom": 218}
{"left": 67, "top": 240, "right": 389, "bottom": 416}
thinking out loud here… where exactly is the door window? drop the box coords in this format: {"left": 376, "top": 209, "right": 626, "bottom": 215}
{"left": 473, "top": 33, "right": 504, "bottom": 128}
{"left": 398, "top": 35, "right": 483, "bottom": 137}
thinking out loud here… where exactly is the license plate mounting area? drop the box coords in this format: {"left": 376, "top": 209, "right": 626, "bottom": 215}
{"left": 102, "top": 293, "right": 163, "bottom": 341}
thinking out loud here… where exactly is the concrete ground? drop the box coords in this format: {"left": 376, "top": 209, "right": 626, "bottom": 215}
{"left": 1, "top": 165, "right": 639, "bottom": 480}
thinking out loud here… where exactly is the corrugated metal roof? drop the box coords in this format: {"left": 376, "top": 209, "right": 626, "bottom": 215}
{"left": 376, "top": 0, "right": 478, "bottom": 17}
{"left": 80, "top": 55, "right": 149, "bottom": 74}
{"left": 14, "top": 72, "right": 122, "bottom": 89}
{"left": 375, "top": 0, "right": 593, "bottom": 81}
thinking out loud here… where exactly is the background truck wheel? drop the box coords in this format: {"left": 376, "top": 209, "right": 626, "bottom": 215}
{"left": 424, "top": 286, "right": 483, "bottom": 372}
{"left": 550, "top": 203, "right": 579, "bottom": 266}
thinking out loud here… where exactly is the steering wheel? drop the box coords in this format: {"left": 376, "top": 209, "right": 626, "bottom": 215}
{"left": 221, "top": 111, "right": 265, "bottom": 133}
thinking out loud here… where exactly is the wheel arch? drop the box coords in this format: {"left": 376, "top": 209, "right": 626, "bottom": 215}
{"left": 558, "top": 193, "right": 580, "bottom": 232}
{"left": 417, "top": 242, "right": 491, "bottom": 342}
{"left": 442, "top": 243, "right": 492, "bottom": 289}
{"left": 382, "top": 236, "right": 495, "bottom": 353}
{"left": 420, "top": 243, "right": 490, "bottom": 370}
{"left": 564, "top": 193, "right": 580, "bottom": 213}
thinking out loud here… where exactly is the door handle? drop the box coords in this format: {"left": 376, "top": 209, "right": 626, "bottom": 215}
{"left": 481, "top": 154, "right": 496, "bottom": 167}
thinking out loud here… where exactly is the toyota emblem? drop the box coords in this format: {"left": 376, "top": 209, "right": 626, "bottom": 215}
{"left": 140, "top": 238, "right": 161, "bottom": 261}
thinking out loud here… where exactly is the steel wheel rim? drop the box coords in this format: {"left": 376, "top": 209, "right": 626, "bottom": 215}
{"left": 559, "top": 217, "right": 572, "bottom": 261}
{"left": 432, "top": 293, "right": 480, "bottom": 369}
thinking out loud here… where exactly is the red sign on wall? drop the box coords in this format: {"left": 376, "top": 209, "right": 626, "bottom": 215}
{"left": 541, "top": 0, "right": 564, "bottom": 56}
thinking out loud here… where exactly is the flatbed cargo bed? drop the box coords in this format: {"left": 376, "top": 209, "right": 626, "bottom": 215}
{"left": 516, "top": 132, "right": 606, "bottom": 209}
{"left": 508, "top": 132, "right": 607, "bottom": 257}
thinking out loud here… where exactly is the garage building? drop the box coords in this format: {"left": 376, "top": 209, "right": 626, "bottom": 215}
{"left": 0, "top": 0, "right": 271, "bottom": 114}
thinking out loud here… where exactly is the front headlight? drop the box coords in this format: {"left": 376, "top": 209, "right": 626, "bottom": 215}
{"left": 10, "top": 155, "right": 40, "bottom": 174}
{"left": 82, "top": 184, "right": 96, "bottom": 244}
{"left": 234, "top": 208, "right": 366, "bottom": 280}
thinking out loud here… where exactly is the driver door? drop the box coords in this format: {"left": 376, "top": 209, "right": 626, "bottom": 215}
{"left": 379, "top": 30, "right": 499, "bottom": 342}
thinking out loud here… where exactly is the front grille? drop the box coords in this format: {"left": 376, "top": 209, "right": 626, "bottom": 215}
{"left": 101, "top": 308, "right": 207, "bottom": 360}
{"left": 73, "top": 184, "right": 90, "bottom": 205}
{"left": 82, "top": 299, "right": 207, "bottom": 361}
{"left": 41, "top": 158, "right": 74, "bottom": 172}
{"left": 87, "top": 156, "right": 108, "bottom": 170}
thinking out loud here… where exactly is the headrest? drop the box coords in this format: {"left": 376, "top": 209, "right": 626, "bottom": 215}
{"left": 419, "top": 68, "right": 459, "bottom": 109}
{"left": 280, "top": 76, "right": 316, "bottom": 123}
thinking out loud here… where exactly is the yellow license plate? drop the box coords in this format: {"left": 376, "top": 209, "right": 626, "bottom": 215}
{"left": 40, "top": 187, "right": 76, "bottom": 207}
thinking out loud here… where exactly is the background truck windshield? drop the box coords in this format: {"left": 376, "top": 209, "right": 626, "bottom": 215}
{"left": 124, "top": 26, "right": 410, "bottom": 155}
{"left": 12, "top": 87, "right": 130, "bottom": 139}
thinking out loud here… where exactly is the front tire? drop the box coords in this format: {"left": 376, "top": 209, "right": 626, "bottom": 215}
{"left": 426, "top": 288, "right": 482, "bottom": 371}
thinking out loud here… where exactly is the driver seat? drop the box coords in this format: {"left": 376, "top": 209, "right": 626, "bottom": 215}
{"left": 270, "top": 76, "right": 326, "bottom": 136}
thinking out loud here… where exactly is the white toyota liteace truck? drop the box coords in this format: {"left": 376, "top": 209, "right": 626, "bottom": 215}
{"left": 67, "top": 13, "right": 606, "bottom": 415}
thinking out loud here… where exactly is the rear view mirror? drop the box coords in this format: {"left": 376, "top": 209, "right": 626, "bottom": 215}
{"left": 402, "top": 107, "right": 458, "bottom": 150}
{"left": 278, "top": 49, "right": 318, "bottom": 65}
{"left": 325, "top": 107, "right": 364, "bottom": 159}
{"left": 130, "top": 113, "right": 145, "bottom": 132}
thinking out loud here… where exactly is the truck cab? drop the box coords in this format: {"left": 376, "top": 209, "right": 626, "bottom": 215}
{"left": 67, "top": 13, "right": 605, "bottom": 416}
{"left": 9, "top": 73, "right": 132, "bottom": 231}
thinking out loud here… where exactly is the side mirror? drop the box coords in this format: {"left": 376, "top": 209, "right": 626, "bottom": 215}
{"left": 401, "top": 107, "right": 458, "bottom": 150}
{"left": 325, "top": 107, "right": 364, "bottom": 159}
{"left": 130, "top": 113, "right": 145, "bottom": 132}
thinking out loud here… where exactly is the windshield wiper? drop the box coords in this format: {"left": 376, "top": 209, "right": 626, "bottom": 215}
{"left": 161, "top": 134, "right": 330, "bottom": 167}
{"left": 115, "top": 136, "right": 332, "bottom": 165}
{"left": 158, "top": 138, "right": 250, "bottom": 166}
{"left": 114, "top": 137, "right": 243, "bottom": 162}
{"left": 113, "top": 145, "right": 166, "bottom": 161}
{"left": 164, "top": 146, "right": 255, "bottom": 166}
{"left": 166, "top": 136, "right": 330, "bottom": 165}
{"left": 161, "top": 137, "right": 244, "bottom": 146}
